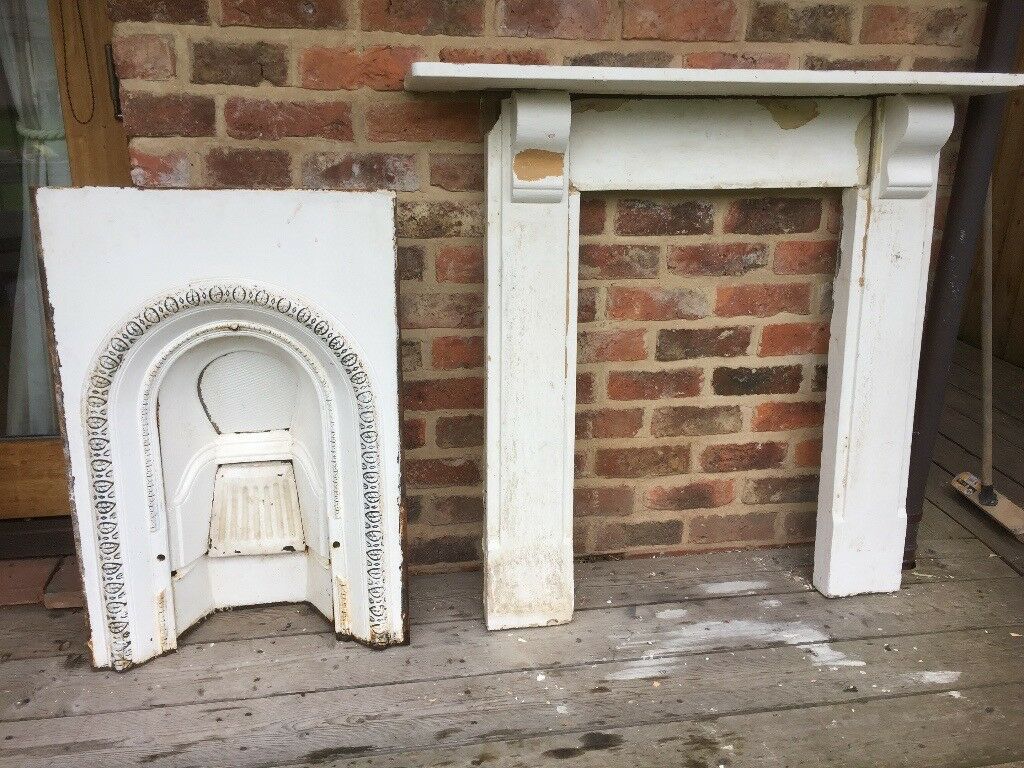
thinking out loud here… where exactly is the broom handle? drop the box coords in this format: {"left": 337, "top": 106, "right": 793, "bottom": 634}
{"left": 982, "top": 181, "right": 994, "bottom": 490}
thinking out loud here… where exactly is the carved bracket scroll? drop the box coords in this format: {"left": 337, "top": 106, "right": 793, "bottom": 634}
{"left": 510, "top": 90, "right": 571, "bottom": 203}
{"left": 878, "top": 95, "right": 956, "bottom": 200}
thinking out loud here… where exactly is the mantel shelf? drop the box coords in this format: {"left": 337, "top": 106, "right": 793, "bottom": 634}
{"left": 406, "top": 62, "right": 1024, "bottom": 98}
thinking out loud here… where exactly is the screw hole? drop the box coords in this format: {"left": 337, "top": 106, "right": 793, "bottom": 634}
{"left": 332, "top": 541, "right": 340, "bottom": 549}
{"left": 156, "top": 554, "right": 166, "bottom": 562}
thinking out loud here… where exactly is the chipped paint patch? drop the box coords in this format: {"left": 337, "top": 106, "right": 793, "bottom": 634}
{"left": 512, "top": 149, "right": 564, "bottom": 182}
{"left": 699, "top": 580, "right": 769, "bottom": 596}
{"left": 757, "top": 98, "right": 820, "bottom": 129}
{"left": 905, "top": 670, "right": 962, "bottom": 685}
{"left": 799, "top": 642, "right": 866, "bottom": 667}
{"left": 654, "top": 608, "right": 689, "bottom": 620}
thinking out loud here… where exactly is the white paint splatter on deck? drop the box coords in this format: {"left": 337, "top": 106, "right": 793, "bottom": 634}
{"left": 698, "top": 580, "right": 770, "bottom": 596}
{"left": 799, "top": 642, "right": 867, "bottom": 667}
{"left": 621, "top": 618, "right": 829, "bottom": 653}
{"left": 905, "top": 670, "right": 962, "bottom": 685}
{"left": 605, "top": 658, "right": 679, "bottom": 681}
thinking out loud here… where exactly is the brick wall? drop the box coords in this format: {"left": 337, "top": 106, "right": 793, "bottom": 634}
{"left": 109, "top": 0, "right": 980, "bottom": 571}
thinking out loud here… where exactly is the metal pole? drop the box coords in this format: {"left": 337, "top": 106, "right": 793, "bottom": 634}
{"left": 903, "top": 0, "right": 1023, "bottom": 565}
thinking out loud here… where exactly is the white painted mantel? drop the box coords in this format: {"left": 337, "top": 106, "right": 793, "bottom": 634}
{"left": 407, "top": 64, "right": 1024, "bottom": 631}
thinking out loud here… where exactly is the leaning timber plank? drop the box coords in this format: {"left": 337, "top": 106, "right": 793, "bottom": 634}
{"left": 953, "top": 339, "right": 1024, "bottom": 393}
{"left": 940, "top": 407, "right": 1024, "bottom": 488}
{"left": 943, "top": 384, "right": 1024, "bottom": 451}
{"left": 2, "top": 576, "right": 1021, "bottom": 724}
{"left": 286, "top": 682, "right": 1024, "bottom": 768}
{"left": 948, "top": 364, "right": 1023, "bottom": 422}
{"left": 2, "top": 627, "right": 1022, "bottom": 768}
{"left": 931, "top": 433, "right": 1024, "bottom": 504}
{"left": 917, "top": 498, "right": 974, "bottom": 539}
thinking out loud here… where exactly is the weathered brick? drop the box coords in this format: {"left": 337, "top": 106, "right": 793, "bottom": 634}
{"left": 578, "top": 329, "right": 647, "bottom": 363}
{"left": 440, "top": 46, "right": 549, "bottom": 64}
{"left": 773, "top": 239, "right": 838, "bottom": 274}
{"left": 683, "top": 50, "right": 790, "bottom": 68}
{"left": 759, "top": 322, "right": 829, "bottom": 356}
{"left": 367, "top": 99, "right": 482, "bottom": 142}
{"left": 578, "top": 287, "right": 598, "bottom": 323}
{"left": 207, "top": 148, "right": 291, "bottom": 189}
{"left": 615, "top": 198, "right": 714, "bottom": 236}
{"left": 299, "top": 46, "right": 421, "bottom": 90}
{"left": 221, "top": 0, "right": 346, "bottom": 28}
{"left": 784, "top": 508, "right": 817, "bottom": 538}
{"left": 622, "top": 0, "right": 739, "bottom": 41}
{"left": 405, "top": 457, "right": 480, "bottom": 488}
{"left": 408, "top": 534, "right": 479, "bottom": 565}
{"left": 656, "top": 327, "right": 751, "bottom": 361}
{"left": 752, "top": 400, "right": 824, "bottom": 432}
{"left": 362, "top": 0, "right": 484, "bottom": 34}
{"left": 712, "top": 365, "right": 802, "bottom": 396}
{"left": 747, "top": 2, "right": 852, "bottom": 43}
{"left": 651, "top": 405, "right": 742, "bottom": 437}
{"left": 403, "top": 418, "right": 426, "bottom": 449}
{"left": 715, "top": 283, "right": 811, "bottom": 318}
{"left": 608, "top": 286, "right": 709, "bottom": 321}
{"left": 122, "top": 93, "right": 215, "bottom": 137}
{"left": 401, "top": 340, "right": 422, "bottom": 372}
{"left": 725, "top": 197, "right": 822, "bottom": 234}
{"left": 596, "top": 520, "right": 684, "bottom": 550}
{"left": 129, "top": 148, "right": 190, "bottom": 188}
{"left": 224, "top": 98, "right": 352, "bottom": 141}
{"left": 429, "top": 495, "right": 484, "bottom": 524}
{"left": 577, "top": 372, "right": 595, "bottom": 404}
{"left": 645, "top": 478, "right": 734, "bottom": 510}
{"left": 743, "top": 475, "right": 819, "bottom": 504}
{"left": 689, "top": 511, "right": 776, "bottom": 545}
{"left": 812, "top": 363, "right": 828, "bottom": 392}
{"left": 436, "top": 245, "right": 484, "bottom": 283}
{"left": 607, "top": 369, "right": 702, "bottom": 400}
{"left": 398, "top": 246, "right": 425, "bottom": 281}
{"left": 861, "top": 5, "right": 974, "bottom": 46}
{"left": 794, "top": 438, "right": 822, "bottom": 467}
{"left": 109, "top": 0, "right": 207, "bottom": 23}
{"left": 400, "top": 292, "right": 483, "bottom": 329}
{"left": 576, "top": 408, "right": 644, "bottom": 439}
{"left": 432, "top": 336, "right": 485, "bottom": 369}
{"left": 499, "top": 0, "right": 610, "bottom": 39}
{"left": 579, "top": 244, "right": 659, "bottom": 279}
{"left": 192, "top": 41, "right": 287, "bottom": 86}
{"left": 112, "top": 34, "right": 175, "bottom": 80}
{"left": 805, "top": 54, "right": 901, "bottom": 70}
{"left": 302, "top": 152, "right": 419, "bottom": 191}
{"left": 574, "top": 486, "right": 634, "bottom": 517}
{"left": 566, "top": 50, "right": 673, "bottom": 67}
{"left": 403, "top": 377, "right": 484, "bottom": 410}
{"left": 668, "top": 242, "right": 768, "bottom": 276}
{"left": 429, "top": 154, "right": 484, "bottom": 191}
{"left": 701, "top": 441, "right": 787, "bottom": 472}
{"left": 405, "top": 495, "right": 424, "bottom": 523}
{"left": 596, "top": 445, "right": 691, "bottom": 477}
{"left": 396, "top": 201, "right": 483, "bottom": 238}
{"left": 436, "top": 414, "right": 485, "bottom": 448}
{"left": 579, "top": 198, "right": 607, "bottom": 235}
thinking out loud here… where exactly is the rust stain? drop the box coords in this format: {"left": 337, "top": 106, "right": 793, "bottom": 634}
{"left": 512, "top": 149, "right": 564, "bottom": 182}
{"left": 855, "top": 110, "right": 873, "bottom": 180}
{"left": 757, "top": 98, "right": 819, "bottom": 129}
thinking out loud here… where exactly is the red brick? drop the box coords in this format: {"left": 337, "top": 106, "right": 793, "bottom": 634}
{"left": 656, "top": 326, "right": 751, "bottom": 361}
{"left": 784, "top": 508, "right": 817, "bottom": 539}
{"left": 747, "top": 2, "right": 852, "bottom": 43}
{"left": 112, "top": 34, "right": 175, "bottom": 80}
{"left": 429, "top": 154, "right": 484, "bottom": 191}
{"left": 109, "top": 0, "right": 207, "bottom": 23}
{"left": 813, "top": 363, "right": 828, "bottom": 392}
{"left": 302, "top": 152, "right": 418, "bottom": 191}
{"left": 566, "top": 51, "right": 673, "bottom": 66}
{"left": 437, "top": 414, "right": 485, "bottom": 448}
{"left": 759, "top": 322, "right": 829, "bottom": 356}
{"left": 429, "top": 495, "right": 484, "bottom": 524}
{"left": 805, "top": 54, "right": 901, "bottom": 70}
{"left": 607, "top": 286, "right": 709, "bottom": 321}
{"left": 402, "top": 340, "right": 422, "bottom": 372}
{"left": 499, "top": 0, "right": 610, "bottom": 39}
{"left": 578, "top": 329, "right": 647, "bottom": 363}
{"left": 683, "top": 50, "right": 790, "bottom": 68}
{"left": 794, "top": 438, "right": 822, "bottom": 468}
{"left": 596, "top": 445, "right": 691, "bottom": 477}
{"left": 596, "top": 520, "right": 683, "bottom": 550}
{"left": 574, "top": 486, "right": 635, "bottom": 517}
{"left": 440, "top": 47, "right": 549, "bottom": 64}
{"left": 668, "top": 242, "right": 768, "bottom": 276}
{"left": 405, "top": 457, "right": 480, "bottom": 488}
{"left": 743, "top": 475, "right": 819, "bottom": 504}
{"left": 725, "top": 197, "right": 822, "bottom": 234}
{"left": 403, "top": 377, "right": 484, "bottom": 410}
{"left": 774, "top": 240, "right": 838, "bottom": 274}
{"left": 689, "top": 511, "right": 776, "bottom": 545}
{"left": 715, "top": 283, "right": 811, "bottom": 318}
{"left": 860, "top": 5, "right": 974, "bottom": 46}
{"left": 579, "top": 198, "right": 607, "bottom": 235}
{"left": 577, "top": 372, "right": 595, "bottom": 404}
{"left": 645, "top": 478, "right": 734, "bottom": 510}
{"left": 578, "top": 287, "right": 598, "bottom": 323}
{"left": 579, "top": 244, "right": 659, "bottom": 279}
{"left": 367, "top": 99, "right": 482, "bottom": 142}
{"left": 403, "top": 418, "right": 427, "bottom": 449}
{"left": 576, "top": 408, "right": 644, "bottom": 439}
{"left": 224, "top": 98, "right": 352, "bottom": 141}
{"left": 299, "top": 46, "right": 421, "bottom": 90}
{"left": 436, "top": 245, "right": 484, "bottom": 283}
{"left": 607, "top": 369, "right": 702, "bottom": 400}
{"left": 362, "top": 0, "right": 484, "bottom": 34}
{"left": 221, "top": 0, "right": 346, "bottom": 28}
{"left": 396, "top": 201, "right": 483, "bottom": 238}
{"left": 129, "top": 148, "right": 190, "bottom": 188}
{"left": 122, "top": 93, "right": 215, "bottom": 137}
{"left": 432, "top": 336, "right": 485, "bottom": 370}
{"left": 615, "top": 198, "right": 713, "bottom": 236}
{"left": 408, "top": 534, "right": 479, "bottom": 565}
{"left": 752, "top": 401, "right": 824, "bottom": 432}
{"left": 651, "top": 405, "right": 741, "bottom": 437}
{"left": 192, "top": 41, "right": 287, "bottom": 86}
{"left": 711, "top": 365, "right": 802, "bottom": 396}
{"left": 398, "top": 246, "right": 425, "bottom": 281}
{"left": 400, "top": 292, "right": 483, "bottom": 329}
{"left": 207, "top": 148, "right": 291, "bottom": 189}
{"left": 622, "top": 0, "right": 739, "bottom": 41}
{"left": 701, "top": 441, "right": 787, "bottom": 473}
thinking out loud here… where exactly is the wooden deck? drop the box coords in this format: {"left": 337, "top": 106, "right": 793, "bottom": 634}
{"left": 0, "top": 340, "right": 1022, "bottom": 768}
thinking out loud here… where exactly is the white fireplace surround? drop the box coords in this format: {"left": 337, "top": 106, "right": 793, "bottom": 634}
{"left": 407, "top": 63, "right": 1024, "bottom": 631}
{"left": 37, "top": 189, "right": 406, "bottom": 670}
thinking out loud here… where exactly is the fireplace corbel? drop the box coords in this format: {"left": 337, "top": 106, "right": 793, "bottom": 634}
{"left": 406, "top": 64, "right": 1024, "bottom": 631}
